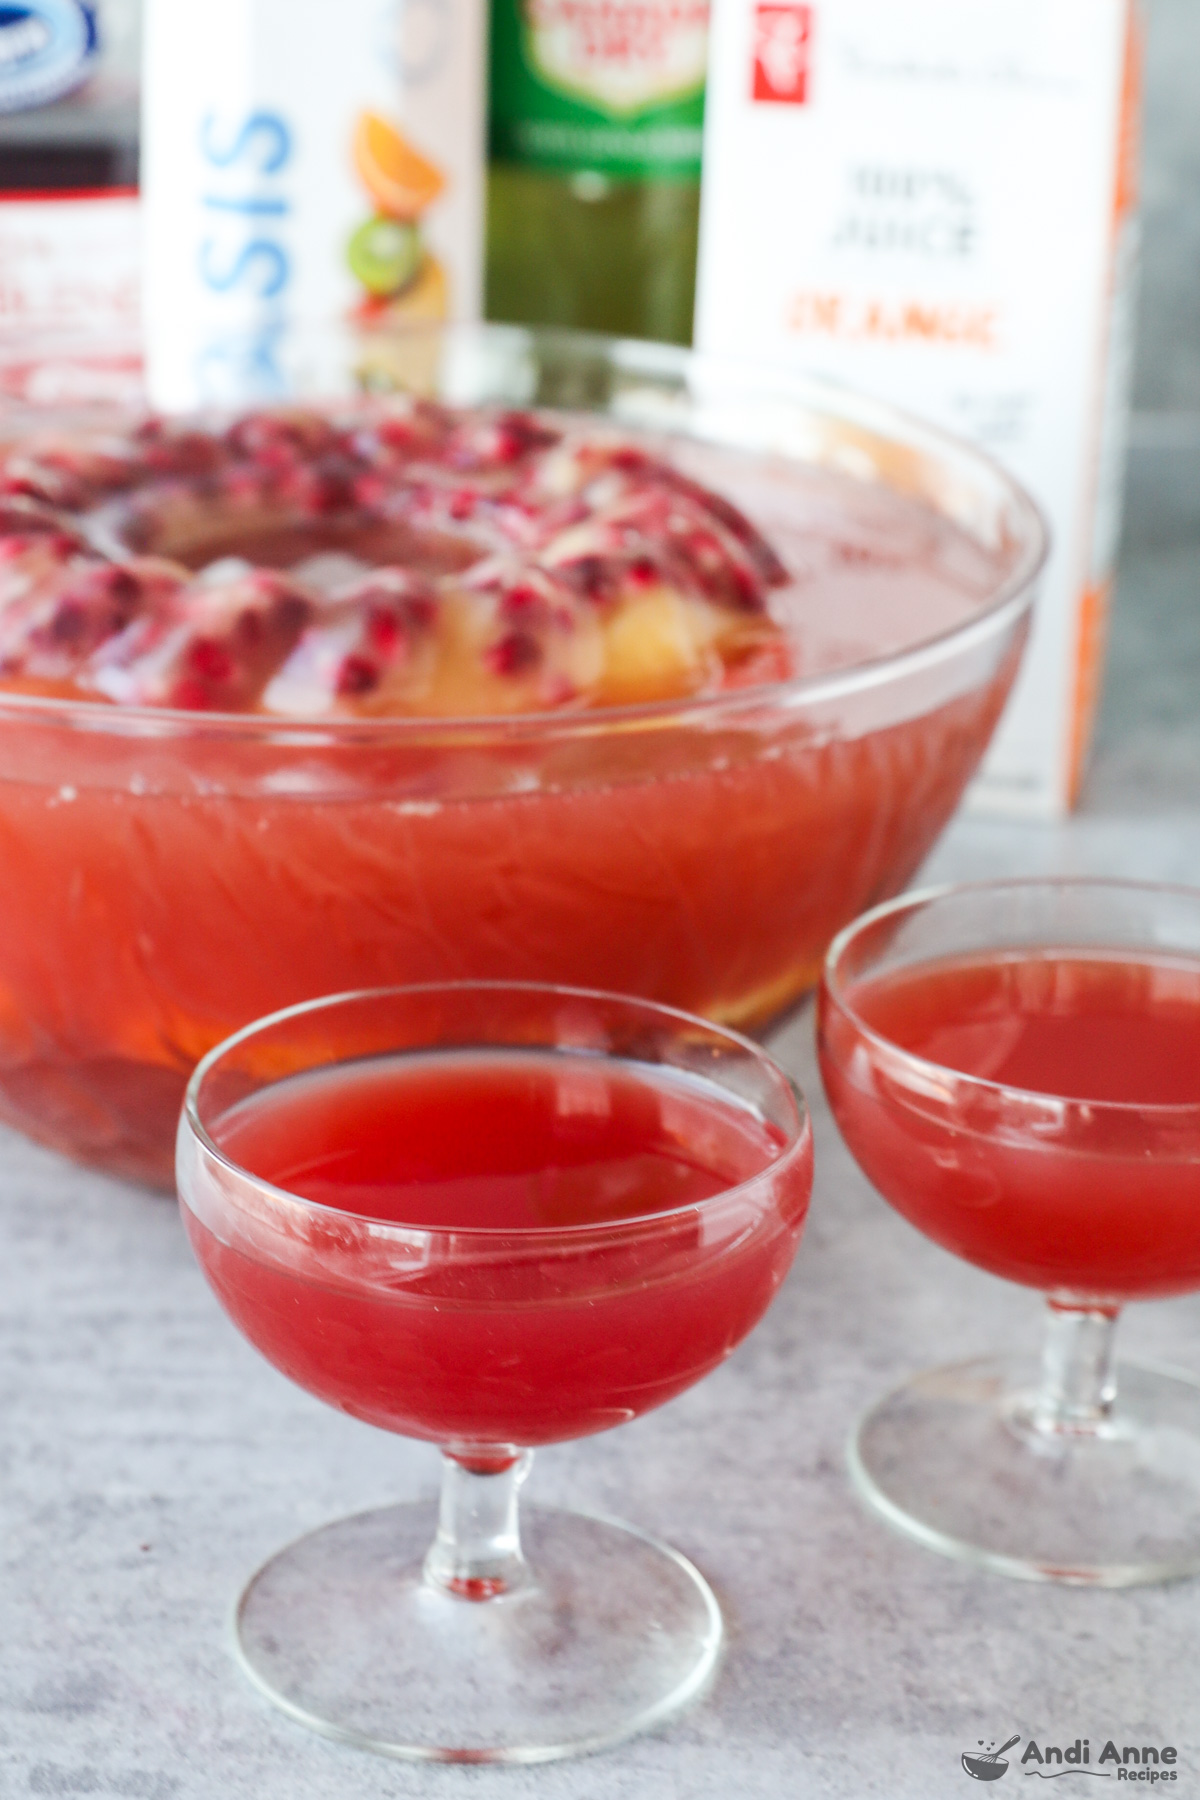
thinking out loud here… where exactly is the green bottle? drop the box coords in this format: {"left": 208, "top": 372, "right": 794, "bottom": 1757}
{"left": 486, "top": 0, "right": 707, "bottom": 345}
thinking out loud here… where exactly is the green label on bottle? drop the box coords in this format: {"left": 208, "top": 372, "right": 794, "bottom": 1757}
{"left": 489, "top": 0, "right": 707, "bottom": 179}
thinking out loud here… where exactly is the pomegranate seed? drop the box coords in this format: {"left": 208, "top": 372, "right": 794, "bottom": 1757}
{"left": 485, "top": 629, "right": 542, "bottom": 677}
{"left": 557, "top": 555, "right": 617, "bottom": 602}
{"left": 498, "top": 582, "right": 545, "bottom": 618}
{"left": 38, "top": 565, "right": 140, "bottom": 646}
{"left": 445, "top": 410, "right": 560, "bottom": 472}
{"left": 286, "top": 453, "right": 362, "bottom": 515}
{"left": 1, "top": 470, "right": 82, "bottom": 508}
{"left": 336, "top": 654, "right": 381, "bottom": 697}
{"left": 135, "top": 422, "right": 224, "bottom": 479}
{"left": 351, "top": 471, "right": 391, "bottom": 510}
{"left": 43, "top": 600, "right": 86, "bottom": 645}
{"left": 188, "top": 639, "right": 236, "bottom": 683}
{"left": 0, "top": 533, "right": 51, "bottom": 564}
{"left": 403, "top": 593, "right": 437, "bottom": 631}
{"left": 236, "top": 609, "right": 267, "bottom": 647}
{"left": 343, "top": 572, "right": 438, "bottom": 636}
{"left": 374, "top": 406, "right": 451, "bottom": 456}
{"left": 731, "top": 565, "right": 765, "bottom": 610}
{"left": 167, "top": 677, "right": 214, "bottom": 711}
{"left": 375, "top": 418, "right": 420, "bottom": 453}
{"left": 366, "top": 608, "right": 403, "bottom": 653}
{"left": 226, "top": 410, "right": 338, "bottom": 470}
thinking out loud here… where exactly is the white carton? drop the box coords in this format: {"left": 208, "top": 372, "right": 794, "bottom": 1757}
{"left": 142, "top": 0, "right": 486, "bottom": 410}
{"left": 0, "top": 0, "right": 141, "bottom": 372}
{"left": 695, "top": 0, "right": 1142, "bottom": 817}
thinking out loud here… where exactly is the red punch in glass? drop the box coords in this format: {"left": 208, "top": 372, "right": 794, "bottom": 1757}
{"left": 819, "top": 879, "right": 1200, "bottom": 1586}
{"left": 177, "top": 982, "right": 813, "bottom": 1762}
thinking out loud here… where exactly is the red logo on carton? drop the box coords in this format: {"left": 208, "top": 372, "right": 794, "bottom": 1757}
{"left": 752, "top": 2, "right": 812, "bottom": 104}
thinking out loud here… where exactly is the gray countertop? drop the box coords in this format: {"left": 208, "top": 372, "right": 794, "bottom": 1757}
{"left": 2, "top": 447, "right": 1198, "bottom": 1799}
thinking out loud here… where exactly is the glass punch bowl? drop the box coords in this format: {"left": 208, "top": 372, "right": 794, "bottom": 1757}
{"left": 0, "top": 324, "right": 1045, "bottom": 1185}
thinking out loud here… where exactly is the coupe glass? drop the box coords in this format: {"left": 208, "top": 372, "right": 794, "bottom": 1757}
{"left": 818, "top": 879, "right": 1200, "bottom": 1586}
{"left": 176, "top": 981, "right": 813, "bottom": 1762}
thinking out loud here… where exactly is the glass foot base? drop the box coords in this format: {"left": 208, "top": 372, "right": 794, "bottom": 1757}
{"left": 234, "top": 1500, "right": 722, "bottom": 1763}
{"left": 850, "top": 1354, "right": 1200, "bottom": 1587}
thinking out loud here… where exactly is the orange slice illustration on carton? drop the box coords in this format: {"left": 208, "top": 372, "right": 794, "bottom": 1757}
{"left": 353, "top": 111, "right": 445, "bottom": 222}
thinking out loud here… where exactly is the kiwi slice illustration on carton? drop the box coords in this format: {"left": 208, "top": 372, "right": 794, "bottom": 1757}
{"left": 347, "top": 110, "right": 449, "bottom": 321}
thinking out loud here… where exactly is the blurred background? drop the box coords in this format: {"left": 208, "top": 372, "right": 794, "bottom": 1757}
{"left": 1136, "top": 0, "right": 1200, "bottom": 419}
{"left": 1097, "top": 0, "right": 1200, "bottom": 813}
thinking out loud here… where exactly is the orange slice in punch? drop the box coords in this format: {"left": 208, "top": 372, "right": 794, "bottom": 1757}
{"left": 353, "top": 111, "right": 445, "bottom": 221}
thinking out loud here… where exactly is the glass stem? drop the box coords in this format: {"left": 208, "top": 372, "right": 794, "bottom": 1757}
{"left": 1032, "top": 1300, "right": 1120, "bottom": 1436}
{"left": 424, "top": 1449, "right": 533, "bottom": 1600}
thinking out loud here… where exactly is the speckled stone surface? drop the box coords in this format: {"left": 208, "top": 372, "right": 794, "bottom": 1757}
{"left": 1, "top": 453, "right": 1198, "bottom": 1799}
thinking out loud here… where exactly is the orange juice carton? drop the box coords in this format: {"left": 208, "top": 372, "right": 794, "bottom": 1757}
{"left": 695, "top": 0, "right": 1142, "bottom": 817}
{"left": 141, "top": 0, "right": 486, "bottom": 409}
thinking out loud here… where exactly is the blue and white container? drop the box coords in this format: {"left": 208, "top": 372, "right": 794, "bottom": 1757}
{"left": 141, "top": 0, "right": 486, "bottom": 410}
{"left": 0, "top": 1, "right": 98, "bottom": 114}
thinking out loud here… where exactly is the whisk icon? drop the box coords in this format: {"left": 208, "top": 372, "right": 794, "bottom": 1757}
{"left": 962, "top": 1735, "right": 1021, "bottom": 1781}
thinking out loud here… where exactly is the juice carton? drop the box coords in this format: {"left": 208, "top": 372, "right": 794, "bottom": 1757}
{"left": 0, "top": 0, "right": 142, "bottom": 404}
{"left": 141, "top": 0, "right": 486, "bottom": 410}
{"left": 695, "top": 0, "right": 1142, "bottom": 817}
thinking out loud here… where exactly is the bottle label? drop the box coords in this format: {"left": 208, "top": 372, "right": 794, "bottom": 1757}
{"left": 142, "top": 0, "right": 485, "bottom": 410}
{"left": 0, "top": 189, "right": 139, "bottom": 332}
{"left": 0, "top": 1, "right": 97, "bottom": 115}
{"left": 489, "top": 0, "right": 707, "bottom": 178}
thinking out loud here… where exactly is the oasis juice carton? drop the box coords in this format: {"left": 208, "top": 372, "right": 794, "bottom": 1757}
{"left": 141, "top": 0, "right": 486, "bottom": 409}
{"left": 695, "top": 0, "right": 1142, "bottom": 816}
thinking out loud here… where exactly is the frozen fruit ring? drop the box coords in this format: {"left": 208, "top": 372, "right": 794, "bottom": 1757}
{"left": 0, "top": 399, "right": 789, "bottom": 717}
